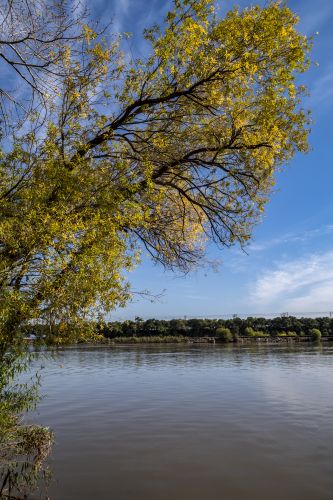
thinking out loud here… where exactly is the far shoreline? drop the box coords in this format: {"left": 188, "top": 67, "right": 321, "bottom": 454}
{"left": 30, "top": 335, "right": 333, "bottom": 347}
{"left": 105, "top": 336, "right": 333, "bottom": 344}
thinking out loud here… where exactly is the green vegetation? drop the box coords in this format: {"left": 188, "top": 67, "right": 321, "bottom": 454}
{"left": 29, "top": 316, "right": 331, "bottom": 343}
{"left": 0, "top": 350, "right": 53, "bottom": 498}
{"left": 244, "top": 327, "right": 269, "bottom": 338}
{"left": 99, "top": 316, "right": 328, "bottom": 340}
{"left": 216, "top": 327, "right": 233, "bottom": 342}
{"left": 310, "top": 328, "right": 322, "bottom": 341}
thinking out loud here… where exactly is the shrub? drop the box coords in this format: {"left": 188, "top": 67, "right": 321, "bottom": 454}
{"left": 310, "top": 328, "right": 322, "bottom": 341}
{"left": 253, "top": 331, "right": 269, "bottom": 337}
{"left": 244, "top": 327, "right": 268, "bottom": 338}
{"left": 244, "top": 327, "right": 255, "bottom": 337}
{"left": 215, "top": 327, "right": 233, "bottom": 342}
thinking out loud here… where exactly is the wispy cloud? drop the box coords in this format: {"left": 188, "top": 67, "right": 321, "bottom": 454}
{"left": 297, "top": 0, "right": 333, "bottom": 34}
{"left": 110, "top": 0, "right": 130, "bottom": 35}
{"left": 249, "top": 225, "right": 333, "bottom": 252}
{"left": 251, "top": 250, "right": 333, "bottom": 311}
{"left": 88, "top": 0, "right": 131, "bottom": 35}
{"left": 308, "top": 63, "right": 333, "bottom": 110}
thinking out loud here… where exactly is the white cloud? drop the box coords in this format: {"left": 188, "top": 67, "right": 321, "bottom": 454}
{"left": 251, "top": 250, "right": 333, "bottom": 312}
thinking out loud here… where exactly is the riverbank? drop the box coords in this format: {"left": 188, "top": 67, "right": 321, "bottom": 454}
{"left": 105, "top": 335, "right": 332, "bottom": 344}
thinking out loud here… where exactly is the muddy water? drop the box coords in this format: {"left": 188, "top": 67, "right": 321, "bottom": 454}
{"left": 31, "top": 344, "right": 333, "bottom": 499}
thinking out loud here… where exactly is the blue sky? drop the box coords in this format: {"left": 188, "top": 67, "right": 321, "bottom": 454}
{"left": 97, "top": 0, "right": 333, "bottom": 320}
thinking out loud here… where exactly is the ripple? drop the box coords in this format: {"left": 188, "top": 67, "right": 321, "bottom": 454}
{"left": 28, "top": 344, "right": 333, "bottom": 500}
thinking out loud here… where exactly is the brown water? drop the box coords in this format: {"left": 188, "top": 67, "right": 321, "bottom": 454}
{"left": 31, "top": 344, "right": 333, "bottom": 500}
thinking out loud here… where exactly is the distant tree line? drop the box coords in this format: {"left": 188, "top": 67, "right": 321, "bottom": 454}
{"left": 30, "top": 316, "right": 333, "bottom": 343}
{"left": 96, "top": 316, "right": 331, "bottom": 340}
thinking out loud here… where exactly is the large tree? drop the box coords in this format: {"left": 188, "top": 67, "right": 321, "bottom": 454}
{"left": 1, "top": 0, "right": 311, "bottom": 339}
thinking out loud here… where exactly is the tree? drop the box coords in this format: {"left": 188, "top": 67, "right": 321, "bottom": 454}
{"left": 310, "top": 328, "right": 322, "bottom": 341}
{"left": 1, "top": 0, "right": 311, "bottom": 346}
{"left": 215, "top": 326, "right": 232, "bottom": 342}
{"left": 0, "top": 1, "right": 93, "bottom": 496}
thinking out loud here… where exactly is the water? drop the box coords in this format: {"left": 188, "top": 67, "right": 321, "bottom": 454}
{"left": 30, "top": 344, "right": 333, "bottom": 500}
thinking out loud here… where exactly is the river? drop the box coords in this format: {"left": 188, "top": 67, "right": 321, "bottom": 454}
{"left": 30, "top": 343, "right": 333, "bottom": 500}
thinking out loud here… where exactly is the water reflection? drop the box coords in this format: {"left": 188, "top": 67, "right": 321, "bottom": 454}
{"left": 31, "top": 344, "right": 333, "bottom": 500}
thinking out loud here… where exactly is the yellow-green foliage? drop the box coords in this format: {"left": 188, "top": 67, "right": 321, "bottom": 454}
{"left": 216, "top": 327, "right": 232, "bottom": 341}
{"left": 245, "top": 327, "right": 268, "bottom": 337}
{"left": 0, "top": 0, "right": 311, "bottom": 345}
{"left": 310, "top": 328, "right": 322, "bottom": 340}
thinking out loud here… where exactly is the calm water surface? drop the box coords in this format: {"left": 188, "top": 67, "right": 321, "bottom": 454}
{"left": 30, "top": 344, "right": 333, "bottom": 500}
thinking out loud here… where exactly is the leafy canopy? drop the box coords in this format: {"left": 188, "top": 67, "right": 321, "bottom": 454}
{"left": 0, "top": 0, "right": 311, "bottom": 341}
